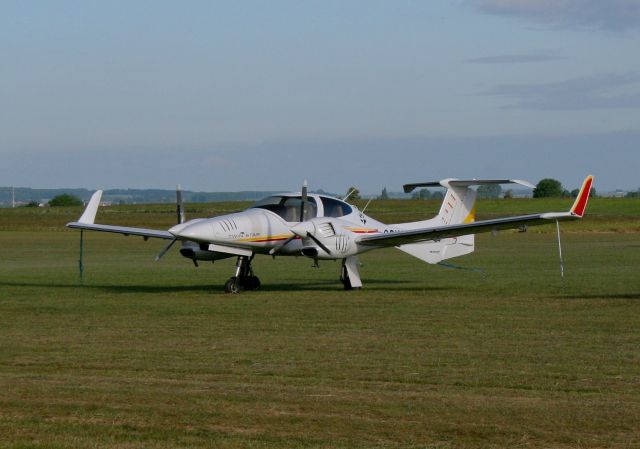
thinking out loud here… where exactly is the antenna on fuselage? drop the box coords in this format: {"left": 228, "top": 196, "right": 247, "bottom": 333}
{"left": 343, "top": 188, "right": 357, "bottom": 202}
{"left": 361, "top": 197, "right": 374, "bottom": 213}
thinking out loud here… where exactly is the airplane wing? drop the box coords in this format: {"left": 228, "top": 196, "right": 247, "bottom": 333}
{"left": 66, "top": 222, "right": 174, "bottom": 240}
{"left": 65, "top": 190, "right": 174, "bottom": 240}
{"left": 359, "top": 175, "right": 593, "bottom": 248}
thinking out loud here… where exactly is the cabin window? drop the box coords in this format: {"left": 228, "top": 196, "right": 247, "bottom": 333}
{"left": 321, "top": 197, "right": 352, "bottom": 218}
{"left": 251, "top": 196, "right": 318, "bottom": 222}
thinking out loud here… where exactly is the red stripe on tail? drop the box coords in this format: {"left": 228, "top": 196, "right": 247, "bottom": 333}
{"left": 570, "top": 175, "right": 594, "bottom": 217}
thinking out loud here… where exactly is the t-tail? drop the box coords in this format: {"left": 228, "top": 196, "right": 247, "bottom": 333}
{"left": 397, "top": 179, "right": 535, "bottom": 264}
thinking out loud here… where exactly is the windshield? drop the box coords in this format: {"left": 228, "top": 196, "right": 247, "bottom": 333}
{"left": 251, "top": 196, "right": 318, "bottom": 222}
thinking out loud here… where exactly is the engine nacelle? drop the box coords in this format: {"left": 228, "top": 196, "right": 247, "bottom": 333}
{"left": 295, "top": 218, "right": 359, "bottom": 260}
{"left": 179, "top": 242, "right": 235, "bottom": 263}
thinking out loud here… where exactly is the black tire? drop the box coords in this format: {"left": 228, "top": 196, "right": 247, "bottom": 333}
{"left": 341, "top": 266, "right": 352, "bottom": 290}
{"left": 224, "top": 277, "right": 240, "bottom": 294}
{"left": 245, "top": 276, "right": 261, "bottom": 291}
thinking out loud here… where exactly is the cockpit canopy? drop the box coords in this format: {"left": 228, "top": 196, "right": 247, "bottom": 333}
{"left": 250, "top": 195, "right": 353, "bottom": 222}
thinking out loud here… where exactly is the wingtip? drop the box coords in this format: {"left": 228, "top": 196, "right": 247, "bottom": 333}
{"left": 570, "top": 175, "right": 594, "bottom": 218}
{"left": 512, "top": 179, "right": 536, "bottom": 189}
{"left": 78, "top": 190, "right": 103, "bottom": 224}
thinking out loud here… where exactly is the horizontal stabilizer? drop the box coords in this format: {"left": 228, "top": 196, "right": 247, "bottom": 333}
{"left": 399, "top": 234, "right": 474, "bottom": 264}
{"left": 403, "top": 179, "right": 535, "bottom": 193}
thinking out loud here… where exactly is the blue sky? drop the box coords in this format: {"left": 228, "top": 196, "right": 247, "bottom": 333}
{"left": 1, "top": 1, "right": 639, "bottom": 193}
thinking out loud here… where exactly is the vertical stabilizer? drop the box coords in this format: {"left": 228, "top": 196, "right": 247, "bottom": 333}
{"left": 435, "top": 181, "right": 477, "bottom": 226}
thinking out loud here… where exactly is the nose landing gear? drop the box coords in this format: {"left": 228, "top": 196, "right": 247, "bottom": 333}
{"left": 224, "top": 255, "right": 260, "bottom": 294}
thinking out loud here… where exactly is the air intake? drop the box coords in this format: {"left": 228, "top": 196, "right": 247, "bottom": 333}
{"left": 317, "top": 222, "right": 335, "bottom": 237}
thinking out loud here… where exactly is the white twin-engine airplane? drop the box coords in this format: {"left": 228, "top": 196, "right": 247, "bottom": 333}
{"left": 67, "top": 175, "right": 593, "bottom": 293}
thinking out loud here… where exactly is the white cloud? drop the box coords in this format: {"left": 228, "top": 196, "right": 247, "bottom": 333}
{"left": 467, "top": 53, "right": 566, "bottom": 64}
{"left": 469, "top": 0, "right": 640, "bottom": 31}
{"left": 481, "top": 72, "right": 640, "bottom": 109}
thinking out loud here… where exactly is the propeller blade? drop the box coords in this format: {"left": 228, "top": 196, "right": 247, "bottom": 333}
{"left": 289, "top": 220, "right": 330, "bottom": 255}
{"left": 176, "top": 184, "right": 185, "bottom": 224}
{"left": 269, "top": 234, "right": 297, "bottom": 255}
{"left": 155, "top": 238, "right": 178, "bottom": 261}
{"left": 306, "top": 232, "right": 331, "bottom": 255}
{"left": 300, "top": 180, "right": 308, "bottom": 222}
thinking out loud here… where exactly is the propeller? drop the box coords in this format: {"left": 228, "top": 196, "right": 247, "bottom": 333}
{"left": 176, "top": 184, "right": 185, "bottom": 224}
{"left": 269, "top": 234, "right": 297, "bottom": 256}
{"left": 290, "top": 221, "right": 332, "bottom": 255}
{"left": 304, "top": 230, "right": 332, "bottom": 255}
{"left": 269, "top": 222, "right": 332, "bottom": 256}
{"left": 270, "top": 180, "right": 331, "bottom": 256}
{"left": 155, "top": 238, "right": 178, "bottom": 261}
{"left": 270, "top": 181, "right": 307, "bottom": 255}
{"left": 156, "top": 185, "right": 184, "bottom": 261}
{"left": 300, "top": 180, "right": 308, "bottom": 222}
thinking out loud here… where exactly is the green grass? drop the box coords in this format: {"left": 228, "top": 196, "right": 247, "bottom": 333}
{"left": 0, "top": 202, "right": 639, "bottom": 448}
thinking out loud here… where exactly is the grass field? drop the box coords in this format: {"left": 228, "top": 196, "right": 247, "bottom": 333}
{"left": 1, "top": 199, "right": 639, "bottom": 448}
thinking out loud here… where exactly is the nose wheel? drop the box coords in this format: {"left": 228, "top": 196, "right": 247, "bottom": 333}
{"left": 224, "top": 255, "right": 260, "bottom": 294}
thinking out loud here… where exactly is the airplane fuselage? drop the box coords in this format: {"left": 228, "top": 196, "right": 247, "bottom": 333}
{"left": 168, "top": 193, "right": 390, "bottom": 260}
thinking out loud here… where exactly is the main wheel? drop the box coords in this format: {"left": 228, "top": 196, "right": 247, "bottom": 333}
{"left": 243, "top": 276, "right": 261, "bottom": 291}
{"left": 340, "top": 266, "right": 353, "bottom": 290}
{"left": 224, "top": 277, "right": 240, "bottom": 294}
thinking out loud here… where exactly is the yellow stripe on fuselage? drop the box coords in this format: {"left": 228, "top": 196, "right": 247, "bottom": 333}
{"left": 235, "top": 234, "right": 293, "bottom": 243}
{"left": 345, "top": 227, "right": 379, "bottom": 234}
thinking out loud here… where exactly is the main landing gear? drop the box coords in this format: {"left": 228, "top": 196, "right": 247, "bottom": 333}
{"left": 223, "top": 255, "right": 363, "bottom": 293}
{"left": 224, "top": 255, "right": 261, "bottom": 294}
{"left": 340, "top": 256, "right": 363, "bottom": 290}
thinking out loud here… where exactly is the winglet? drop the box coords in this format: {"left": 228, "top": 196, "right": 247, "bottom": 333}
{"left": 78, "top": 190, "right": 103, "bottom": 224}
{"left": 570, "top": 176, "right": 594, "bottom": 218}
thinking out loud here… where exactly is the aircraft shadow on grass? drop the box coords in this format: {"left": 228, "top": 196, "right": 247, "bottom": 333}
{"left": 0, "top": 279, "right": 456, "bottom": 294}
{"left": 0, "top": 281, "right": 213, "bottom": 294}
{"left": 556, "top": 293, "right": 640, "bottom": 300}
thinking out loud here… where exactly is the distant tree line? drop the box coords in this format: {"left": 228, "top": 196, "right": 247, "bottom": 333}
{"left": 534, "top": 178, "right": 596, "bottom": 199}
{"left": 1, "top": 188, "right": 293, "bottom": 205}
{"left": 48, "top": 194, "right": 83, "bottom": 207}
{"left": 626, "top": 188, "right": 640, "bottom": 198}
